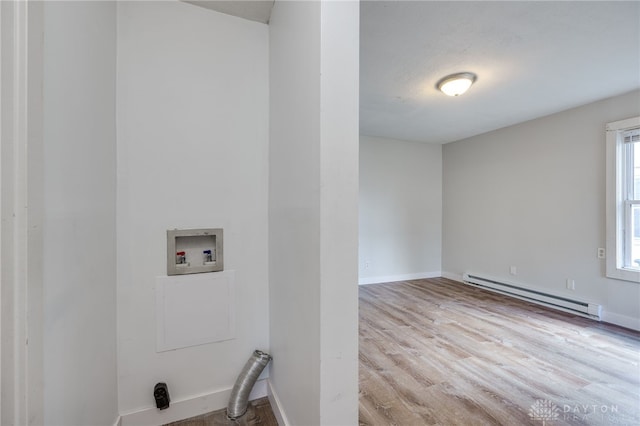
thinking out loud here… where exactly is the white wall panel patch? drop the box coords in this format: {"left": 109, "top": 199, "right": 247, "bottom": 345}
{"left": 155, "top": 270, "right": 235, "bottom": 352}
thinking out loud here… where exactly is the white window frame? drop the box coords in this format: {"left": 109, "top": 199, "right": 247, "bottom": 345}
{"left": 606, "top": 116, "right": 640, "bottom": 283}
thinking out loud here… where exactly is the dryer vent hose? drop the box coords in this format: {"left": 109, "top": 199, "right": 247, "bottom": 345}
{"left": 227, "top": 350, "right": 272, "bottom": 420}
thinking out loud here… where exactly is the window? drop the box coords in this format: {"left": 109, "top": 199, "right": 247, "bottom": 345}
{"left": 606, "top": 116, "right": 640, "bottom": 282}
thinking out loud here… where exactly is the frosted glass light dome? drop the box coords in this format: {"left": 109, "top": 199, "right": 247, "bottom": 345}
{"left": 437, "top": 72, "right": 477, "bottom": 96}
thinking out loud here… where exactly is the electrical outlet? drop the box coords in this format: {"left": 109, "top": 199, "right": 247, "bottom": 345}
{"left": 364, "top": 261, "right": 371, "bottom": 270}
{"left": 566, "top": 279, "right": 575, "bottom": 290}
{"left": 509, "top": 266, "right": 517, "bottom": 275}
{"left": 597, "top": 248, "right": 606, "bottom": 259}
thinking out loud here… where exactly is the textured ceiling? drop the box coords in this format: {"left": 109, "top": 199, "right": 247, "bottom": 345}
{"left": 184, "top": 1, "right": 639, "bottom": 145}
{"left": 360, "top": 1, "right": 640, "bottom": 144}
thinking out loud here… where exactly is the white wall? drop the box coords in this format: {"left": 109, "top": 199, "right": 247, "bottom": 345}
{"left": 42, "top": 2, "right": 118, "bottom": 424}
{"left": 269, "top": 1, "right": 359, "bottom": 424}
{"left": 117, "top": 1, "right": 269, "bottom": 417}
{"left": 443, "top": 89, "right": 640, "bottom": 330}
{"left": 359, "top": 135, "right": 442, "bottom": 284}
{"left": 318, "top": 3, "right": 359, "bottom": 424}
{"left": 268, "top": 2, "right": 321, "bottom": 423}
{"left": 1, "top": 2, "right": 46, "bottom": 424}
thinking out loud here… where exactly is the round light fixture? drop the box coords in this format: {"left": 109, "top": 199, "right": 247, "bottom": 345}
{"left": 436, "top": 72, "right": 477, "bottom": 96}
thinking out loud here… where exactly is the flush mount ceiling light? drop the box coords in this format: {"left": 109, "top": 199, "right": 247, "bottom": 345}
{"left": 436, "top": 72, "right": 477, "bottom": 96}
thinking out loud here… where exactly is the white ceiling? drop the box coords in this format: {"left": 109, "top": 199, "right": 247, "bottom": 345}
{"left": 184, "top": 0, "right": 274, "bottom": 24}
{"left": 361, "top": 1, "right": 640, "bottom": 144}
{"left": 186, "top": 1, "right": 640, "bottom": 145}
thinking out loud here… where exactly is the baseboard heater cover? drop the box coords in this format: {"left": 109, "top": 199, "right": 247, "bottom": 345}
{"left": 462, "top": 273, "right": 602, "bottom": 320}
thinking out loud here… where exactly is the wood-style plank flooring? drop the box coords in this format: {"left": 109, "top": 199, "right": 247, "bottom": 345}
{"left": 359, "top": 278, "right": 640, "bottom": 426}
{"left": 166, "top": 397, "right": 278, "bottom": 426}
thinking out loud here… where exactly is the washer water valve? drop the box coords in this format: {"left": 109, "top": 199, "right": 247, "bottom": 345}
{"left": 203, "top": 249, "right": 214, "bottom": 265}
{"left": 176, "top": 251, "right": 188, "bottom": 267}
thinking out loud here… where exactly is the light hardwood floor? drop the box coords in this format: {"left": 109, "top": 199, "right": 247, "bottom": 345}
{"left": 359, "top": 277, "right": 640, "bottom": 426}
{"left": 165, "top": 397, "right": 278, "bottom": 426}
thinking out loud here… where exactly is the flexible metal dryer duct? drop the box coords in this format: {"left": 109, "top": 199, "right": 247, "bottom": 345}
{"left": 227, "top": 350, "right": 272, "bottom": 420}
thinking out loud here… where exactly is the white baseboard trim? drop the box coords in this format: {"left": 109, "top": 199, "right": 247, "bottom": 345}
{"left": 267, "top": 380, "right": 290, "bottom": 426}
{"left": 601, "top": 311, "right": 640, "bottom": 331}
{"left": 358, "top": 271, "right": 441, "bottom": 285}
{"left": 120, "top": 379, "right": 268, "bottom": 426}
{"left": 443, "top": 271, "right": 640, "bottom": 331}
{"left": 441, "top": 271, "right": 463, "bottom": 282}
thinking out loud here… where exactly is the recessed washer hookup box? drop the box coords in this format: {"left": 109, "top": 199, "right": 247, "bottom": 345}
{"left": 167, "top": 228, "right": 223, "bottom": 275}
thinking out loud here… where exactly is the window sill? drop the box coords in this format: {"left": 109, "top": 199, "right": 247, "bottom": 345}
{"left": 606, "top": 265, "right": 640, "bottom": 283}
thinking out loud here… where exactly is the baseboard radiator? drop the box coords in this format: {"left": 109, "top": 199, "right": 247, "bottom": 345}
{"left": 462, "top": 273, "right": 602, "bottom": 320}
